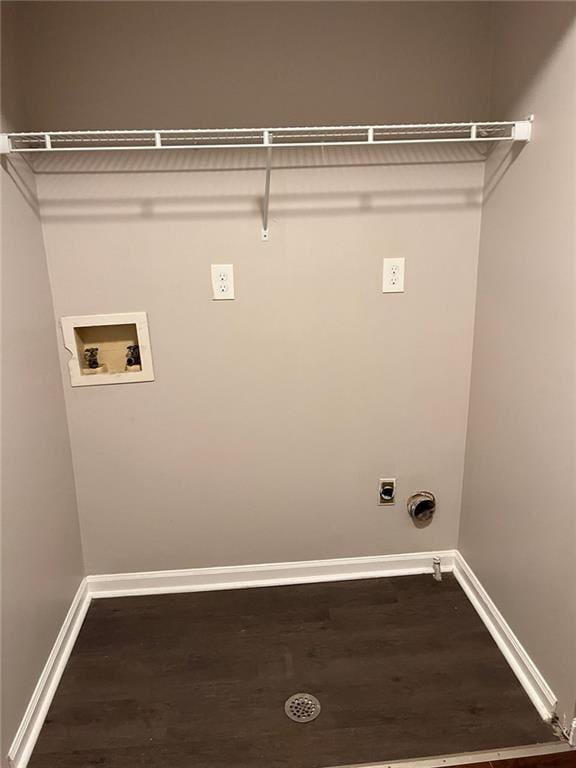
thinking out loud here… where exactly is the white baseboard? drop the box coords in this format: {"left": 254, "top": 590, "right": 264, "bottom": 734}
{"left": 568, "top": 717, "right": 576, "bottom": 747}
{"left": 8, "top": 549, "right": 560, "bottom": 768}
{"left": 8, "top": 579, "right": 91, "bottom": 768}
{"left": 86, "top": 550, "right": 456, "bottom": 598}
{"left": 453, "top": 551, "right": 557, "bottom": 722}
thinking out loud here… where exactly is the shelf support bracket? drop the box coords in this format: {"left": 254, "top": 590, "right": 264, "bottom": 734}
{"left": 513, "top": 117, "right": 533, "bottom": 142}
{"left": 261, "top": 131, "right": 272, "bottom": 241}
{"left": 0, "top": 134, "right": 11, "bottom": 154}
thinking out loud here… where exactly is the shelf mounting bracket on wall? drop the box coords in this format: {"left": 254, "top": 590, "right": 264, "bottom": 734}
{"left": 261, "top": 130, "right": 272, "bottom": 242}
{"left": 0, "top": 117, "right": 533, "bottom": 239}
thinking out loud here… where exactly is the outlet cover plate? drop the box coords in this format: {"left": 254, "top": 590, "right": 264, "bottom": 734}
{"left": 383, "top": 257, "right": 405, "bottom": 293}
{"left": 211, "top": 264, "right": 235, "bottom": 300}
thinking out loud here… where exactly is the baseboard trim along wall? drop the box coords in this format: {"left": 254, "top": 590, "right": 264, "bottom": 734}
{"left": 7, "top": 580, "right": 91, "bottom": 768}
{"left": 8, "top": 550, "right": 561, "bottom": 768}
{"left": 86, "top": 550, "right": 457, "bottom": 598}
{"left": 568, "top": 717, "right": 576, "bottom": 747}
{"left": 451, "top": 552, "right": 557, "bottom": 722}
{"left": 330, "top": 742, "right": 572, "bottom": 768}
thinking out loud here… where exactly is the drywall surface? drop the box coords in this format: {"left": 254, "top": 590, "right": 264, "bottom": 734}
{"left": 29, "top": 1, "right": 490, "bottom": 573}
{"left": 39, "top": 150, "right": 483, "bottom": 574}
{"left": 14, "top": 1, "right": 491, "bottom": 129}
{"left": 460, "top": 3, "right": 576, "bottom": 725}
{"left": 7, "top": 1, "right": 490, "bottom": 573}
{"left": 1, "top": 10, "right": 84, "bottom": 757}
{"left": 27, "top": 0, "right": 492, "bottom": 575}
{"left": 0, "top": 153, "right": 85, "bottom": 760}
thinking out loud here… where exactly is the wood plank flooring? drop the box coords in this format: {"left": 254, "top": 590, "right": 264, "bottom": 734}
{"left": 29, "top": 574, "right": 558, "bottom": 768}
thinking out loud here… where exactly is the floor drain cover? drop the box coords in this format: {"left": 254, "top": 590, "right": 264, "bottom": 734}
{"left": 284, "top": 693, "right": 321, "bottom": 723}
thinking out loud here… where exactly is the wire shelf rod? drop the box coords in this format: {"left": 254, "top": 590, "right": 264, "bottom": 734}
{"left": 1, "top": 118, "right": 533, "bottom": 154}
{"left": 3, "top": 135, "right": 527, "bottom": 153}
{"left": 4, "top": 119, "right": 527, "bottom": 136}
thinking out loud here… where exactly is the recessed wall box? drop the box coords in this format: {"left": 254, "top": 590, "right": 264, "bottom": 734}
{"left": 61, "top": 312, "right": 154, "bottom": 387}
{"left": 378, "top": 478, "right": 396, "bottom": 505}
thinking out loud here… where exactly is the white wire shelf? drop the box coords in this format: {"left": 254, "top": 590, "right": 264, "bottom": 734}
{"left": 0, "top": 118, "right": 532, "bottom": 154}
{"left": 0, "top": 118, "right": 533, "bottom": 240}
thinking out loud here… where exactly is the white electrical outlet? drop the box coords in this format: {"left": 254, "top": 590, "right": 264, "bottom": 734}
{"left": 211, "top": 264, "right": 235, "bottom": 300}
{"left": 382, "top": 257, "right": 405, "bottom": 293}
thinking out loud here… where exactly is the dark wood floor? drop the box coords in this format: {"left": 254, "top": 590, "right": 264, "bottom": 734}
{"left": 30, "top": 574, "right": 559, "bottom": 768}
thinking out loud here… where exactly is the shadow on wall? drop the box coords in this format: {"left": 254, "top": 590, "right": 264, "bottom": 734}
{"left": 2, "top": 2, "right": 495, "bottom": 130}
{"left": 28, "top": 143, "right": 488, "bottom": 175}
{"left": 33, "top": 192, "right": 484, "bottom": 224}
{"left": 482, "top": 142, "right": 525, "bottom": 204}
{"left": 9, "top": 143, "right": 490, "bottom": 224}
{"left": 490, "top": 2, "right": 576, "bottom": 118}
{"left": 480, "top": 4, "right": 576, "bottom": 206}
{"left": 1, "top": 156, "right": 41, "bottom": 217}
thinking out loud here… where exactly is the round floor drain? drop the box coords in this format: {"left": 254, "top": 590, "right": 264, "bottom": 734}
{"left": 284, "top": 693, "right": 321, "bottom": 723}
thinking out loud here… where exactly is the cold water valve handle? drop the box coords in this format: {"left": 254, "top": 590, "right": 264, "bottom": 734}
{"left": 84, "top": 347, "right": 100, "bottom": 369}
{"left": 126, "top": 345, "right": 141, "bottom": 367}
{"left": 407, "top": 491, "right": 436, "bottom": 523}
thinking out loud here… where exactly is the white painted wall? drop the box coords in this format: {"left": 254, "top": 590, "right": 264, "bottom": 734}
{"left": 3, "top": 0, "right": 575, "bottom": 739}
{"left": 460, "top": 2, "right": 576, "bottom": 727}
{"left": 39, "top": 150, "right": 483, "bottom": 573}
{"left": 18, "top": 2, "right": 492, "bottom": 573}
{"left": 0, "top": 6, "right": 84, "bottom": 759}
{"left": 0, "top": 155, "right": 84, "bottom": 761}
